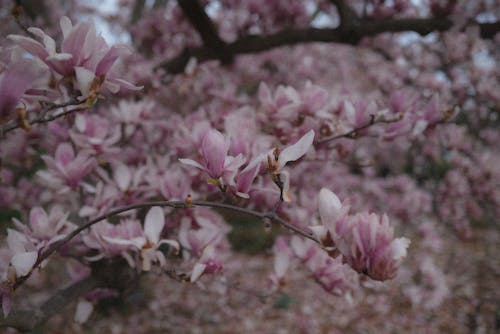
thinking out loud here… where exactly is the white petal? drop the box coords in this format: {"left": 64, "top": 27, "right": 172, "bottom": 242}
{"left": 391, "top": 237, "right": 410, "bottom": 260}
{"left": 178, "top": 158, "right": 206, "bottom": 171}
{"left": 278, "top": 130, "right": 314, "bottom": 168}
{"left": 102, "top": 235, "right": 145, "bottom": 249}
{"left": 144, "top": 207, "right": 165, "bottom": 245}
{"left": 60, "top": 16, "right": 73, "bottom": 38}
{"left": 74, "top": 66, "right": 95, "bottom": 98}
{"left": 113, "top": 163, "right": 132, "bottom": 192}
{"left": 318, "top": 188, "right": 342, "bottom": 228}
{"left": 11, "top": 251, "right": 38, "bottom": 277}
{"left": 7, "top": 229, "right": 29, "bottom": 254}
{"left": 74, "top": 299, "right": 93, "bottom": 324}
{"left": 309, "top": 225, "right": 327, "bottom": 242}
{"left": 190, "top": 263, "right": 206, "bottom": 282}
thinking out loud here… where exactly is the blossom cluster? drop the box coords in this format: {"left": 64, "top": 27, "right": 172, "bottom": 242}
{"left": 0, "top": 0, "right": 497, "bottom": 331}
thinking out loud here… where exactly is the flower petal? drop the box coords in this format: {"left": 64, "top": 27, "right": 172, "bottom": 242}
{"left": 144, "top": 207, "right": 165, "bottom": 245}
{"left": 11, "top": 251, "right": 38, "bottom": 277}
{"left": 278, "top": 130, "right": 315, "bottom": 168}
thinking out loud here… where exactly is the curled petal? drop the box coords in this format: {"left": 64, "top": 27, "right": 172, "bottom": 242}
{"left": 278, "top": 130, "right": 315, "bottom": 168}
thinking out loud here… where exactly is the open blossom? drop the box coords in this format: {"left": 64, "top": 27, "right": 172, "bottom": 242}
{"left": 290, "top": 237, "right": 357, "bottom": 295}
{"left": 12, "top": 206, "right": 75, "bottom": 247}
{"left": 179, "top": 129, "right": 245, "bottom": 184}
{"left": 317, "top": 188, "right": 410, "bottom": 281}
{"left": 190, "top": 245, "right": 223, "bottom": 282}
{"left": 102, "top": 207, "right": 179, "bottom": 271}
{"left": 37, "top": 142, "right": 97, "bottom": 191}
{"left": 70, "top": 114, "right": 121, "bottom": 155}
{"left": 8, "top": 16, "right": 141, "bottom": 99}
{"left": 82, "top": 219, "right": 143, "bottom": 267}
{"left": 5, "top": 229, "right": 38, "bottom": 279}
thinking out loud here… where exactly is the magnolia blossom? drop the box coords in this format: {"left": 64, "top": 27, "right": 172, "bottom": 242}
{"left": 70, "top": 114, "right": 121, "bottom": 155}
{"left": 103, "top": 207, "right": 179, "bottom": 271}
{"left": 37, "top": 142, "right": 96, "bottom": 191}
{"left": 290, "top": 237, "right": 356, "bottom": 296}
{"left": 5, "top": 229, "right": 38, "bottom": 279}
{"left": 179, "top": 129, "right": 245, "bottom": 185}
{"left": 190, "top": 245, "right": 223, "bottom": 282}
{"left": 0, "top": 57, "right": 43, "bottom": 121}
{"left": 8, "top": 16, "right": 141, "bottom": 99}
{"left": 317, "top": 188, "right": 410, "bottom": 281}
{"left": 12, "top": 206, "right": 74, "bottom": 247}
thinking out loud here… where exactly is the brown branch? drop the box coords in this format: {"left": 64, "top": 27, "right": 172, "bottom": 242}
{"left": 156, "top": 16, "right": 452, "bottom": 74}
{"left": 177, "top": 0, "right": 231, "bottom": 63}
{"left": 329, "top": 0, "right": 359, "bottom": 27}
{"left": 318, "top": 115, "right": 401, "bottom": 144}
{"left": 0, "top": 99, "right": 88, "bottom": 136}
{"left": 1, "top": 275, "right": 100, "bottom": 331}
{"left": 478, "top": 21, "right": 500, "bottom": 39}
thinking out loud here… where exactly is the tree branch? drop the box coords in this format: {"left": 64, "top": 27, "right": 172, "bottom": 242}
{"left": 13, "top": 199, "right": 318, "bottom": 290}
{"left": 330, "top": 0, "right": 359, "bottom": 27}
{"left": 1, "top": 275, "right": 100, "bottom": 331}
{"left": 0, "top": 98, "right": 89, "bottom": 137}
{"left": 177, "top": 0, "right": 231, "bottom": 63}
{"left": 156, "top": 16, "right": 453, "bottom": 74}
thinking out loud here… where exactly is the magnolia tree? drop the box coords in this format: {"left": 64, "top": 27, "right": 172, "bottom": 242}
{"left": 0, "top": 0, "right": 498, "bottom": 332}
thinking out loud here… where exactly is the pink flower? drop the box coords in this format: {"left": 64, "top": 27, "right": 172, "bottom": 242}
{"left": 102, "top": 207, "right": 179, "bottom": 271}
{"left": 347, "top": 212, "right": 410, "bottom": 280}
{"left": 70, "top": 114, "right": 121, "bottom": 155}
{"left": 190, "top": 245, "right": 223, "bottom": 282}
{"left": 265, "top": 130, "right": 315, "bottom": 202}
{"left": 82, "top": 219, "right": 143, "bottom": 266}
{"left": 37, "top": 143, "right": 96, "bottom": 191}
{"left": 0, "top": 58, "right": 43, "bottom": 121}
{"left": 179, "top": 129, "right": 245, "bottom": 184}
{"left": 12, "top": 206, "right": 75, "bottom": 247}
{"left": 8, "top": 16, "right": 141, "bottom": 99}
{"left": 6, "top": 229, "right": 38, "bottom": 279}
{"left": 317, "top": 188, "right": 410, "bottom": 281}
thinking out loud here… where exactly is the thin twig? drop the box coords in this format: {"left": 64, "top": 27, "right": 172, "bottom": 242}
{"left": 13, "top": 199, "right": 318, "bottom": 290}
{"left": 318, "top": 115, "right": 400, "bottom": 144}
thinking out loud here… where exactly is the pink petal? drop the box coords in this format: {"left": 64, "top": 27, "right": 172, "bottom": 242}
{"left": 29, "top": 206, "right": 49, "bottom": 234}
{"left": 7, "top": 35, "right": 49, "bottom": 60}
{"left": 0, "top": 59, "right": 40, "bottom": 118}
{"left": 201, "top": 129, "right": 229, "bottom": 178}
{"left": 95, "top": 45, "right": 129, "bottom": 76}
{"left": 55, "top": 143, "right": 75, "bottom": 166}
